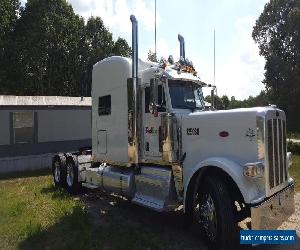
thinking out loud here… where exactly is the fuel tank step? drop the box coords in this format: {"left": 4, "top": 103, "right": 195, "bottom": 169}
{"left": 131, "top": 166, "right": 178, "bottom": 212}
{"left": 82, "top": 165, "right": 135, "bottom": 198}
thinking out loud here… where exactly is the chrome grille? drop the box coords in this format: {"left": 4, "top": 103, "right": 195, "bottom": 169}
{"left": 267, "top": 118, "right": 287, "bottom": 189}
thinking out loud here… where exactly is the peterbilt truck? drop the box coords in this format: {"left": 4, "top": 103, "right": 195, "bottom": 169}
{"left": 52, "top": 15, "right": 295, "bottom": 249}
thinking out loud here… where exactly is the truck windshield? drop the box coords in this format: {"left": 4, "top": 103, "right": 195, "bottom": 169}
{"left": 168, "top": 80, "right": 205, "bottom": 111}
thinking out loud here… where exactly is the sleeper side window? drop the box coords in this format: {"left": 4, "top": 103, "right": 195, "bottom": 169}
{"left": 98, "top": 95, "right": 111, "bottom": 116}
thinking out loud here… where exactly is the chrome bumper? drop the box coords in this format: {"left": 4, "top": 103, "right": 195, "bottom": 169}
{"left": 251, "top": 182, "right": 295, "bottom": 230}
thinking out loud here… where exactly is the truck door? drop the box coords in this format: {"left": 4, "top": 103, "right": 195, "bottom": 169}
{"left": 144, "top": 84, "right": 166, "bottom": 159}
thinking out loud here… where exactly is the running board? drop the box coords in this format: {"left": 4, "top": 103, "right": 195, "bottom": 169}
{"left": 131, "top": 166, "right": 178, "bottom": 212}
{"left": 132, "top": 194, "right": 165, "bottom": 211}
{"left": 82, "top": 182, "right": 99, "bottom": 189}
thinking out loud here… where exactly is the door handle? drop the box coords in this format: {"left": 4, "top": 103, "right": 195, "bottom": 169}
{"left": 159, "top": 126, "right": 163, "bottom": 152}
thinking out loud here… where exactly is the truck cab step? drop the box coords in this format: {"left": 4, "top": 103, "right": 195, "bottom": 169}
{"left": 132, "top": 166, "right": 178, "bottom": 211}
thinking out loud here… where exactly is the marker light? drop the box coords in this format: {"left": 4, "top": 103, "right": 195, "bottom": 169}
{"left": 243, "top": 162, "right": 264, "bottom": 178}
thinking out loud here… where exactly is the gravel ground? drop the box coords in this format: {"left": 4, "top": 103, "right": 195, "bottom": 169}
{"left": 289, "top": 139, "right": 300, "bottom": 143}
{"left": 279, "top": 192, "right": 300, "bottom": 234}
{"left": 81, "top": 189, "right": 300, "bottom": 249}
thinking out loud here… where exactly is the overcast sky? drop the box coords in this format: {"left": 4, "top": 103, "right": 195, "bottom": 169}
{"left": 21, "top": 0, "right": 268, "bottom": 100}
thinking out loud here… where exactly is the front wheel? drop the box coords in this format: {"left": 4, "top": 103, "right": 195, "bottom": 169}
{"left": 193, "top": 176, "right": 238, "bottom": 250}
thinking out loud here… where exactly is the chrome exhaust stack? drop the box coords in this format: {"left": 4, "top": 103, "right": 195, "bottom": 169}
{"left": 130, "top": 15, "right": 138, "bottom": 84}
{"left": 178, "top": 34, "right": 185, "bottom": 60}
{"left": 128, "top": 15, "right": 142, "bottom": 165}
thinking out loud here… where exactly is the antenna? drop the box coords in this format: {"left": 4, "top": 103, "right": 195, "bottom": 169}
{"left": 214, "top": 29, "right": 216, "bottom": 86}
{"left": 154, "top": 0, "right": 157, "bottom": 56}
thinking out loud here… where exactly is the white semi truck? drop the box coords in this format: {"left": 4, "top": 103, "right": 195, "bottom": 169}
{"left": 52, "top": 15, "right": 295, "bottom": 249}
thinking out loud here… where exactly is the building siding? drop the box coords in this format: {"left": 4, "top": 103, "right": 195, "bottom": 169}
{"left": 38, "top": 110, "right": 91, "bottom": 142}
{"left": 0, "top": 139, "right": 91, "bottom": 158}
{"left": 0, "top": 104, "right": 91, "bottom": 173}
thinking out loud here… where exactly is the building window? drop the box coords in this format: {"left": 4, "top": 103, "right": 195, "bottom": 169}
{"left": 98, "top": 95, "right": 111, "bottom": 115}
{"left": 13, "top": 112, "right": 35, "bottom": 144}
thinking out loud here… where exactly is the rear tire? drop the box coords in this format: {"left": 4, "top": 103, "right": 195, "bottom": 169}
{"left": 192, "top": 176, "right": 239, "bottom": 250}
{"left": 65, "top": 155, "right": 81, "bottom": 194}
{"left": 52, "top": 154, "right": 66, "bottom": 187}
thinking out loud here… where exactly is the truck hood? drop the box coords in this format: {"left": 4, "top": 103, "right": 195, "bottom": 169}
{"left": 180, "top": 106, "right": 282, "bottom": 167}
{"left": 187, "top": 106, "right": 275, "bottom": 118}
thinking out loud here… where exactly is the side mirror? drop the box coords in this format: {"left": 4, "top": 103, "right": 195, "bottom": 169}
{"left": 149, "top": 78, "right": 158, "bottom": 115}
{"left": 149, "top": 102, "right": 157, "bottom": 115}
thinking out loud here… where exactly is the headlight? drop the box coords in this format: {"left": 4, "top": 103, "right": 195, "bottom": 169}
{"left": 287, "top": 152, "right": 293, "bottom": 168}
{"left": 256, "top": 116, "right": 265, "bottom": 161}
{"left": 243, "top": 162, "right": 264, "bottom": 178}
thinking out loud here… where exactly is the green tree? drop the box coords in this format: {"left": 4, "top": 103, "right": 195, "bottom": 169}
{"left": 0, "top": 0, "right": 20, "bottom": 93}
{"left": 0, "top": 0, "right": 19, "bottom": 43}
{"left": 147, "top": 50, "right": 158, "bottom": 62}
{"left": 0, "top": 0, "right": 131, "bottom": 96}
{"left": 83, "top": 16, "right": 114, "bottom": 95}
{"left": 228, "top": 96, "right": 241, "bottom": 109}
{"left": 204, "top": 95, "right": 225, "bottom": 110}
{"left": 253, "top": 0, "right": 300, "bottom": 132}
{"left": 242, "top": 91, "right": 269, "bottom": 107}
{"left": 6, "top": 0, "right": 85, "bottom": 95}
{"left": 112, "top": 37, "right": 131, "bottom": 57}
{"left": 83, "top": 17, "right": 131, "bottom": 95}
{"left": 220, "top": 95, "right": 230, "bottom": 109}
{"left": 205, "top": 91, "right": 269, "bottom": 110}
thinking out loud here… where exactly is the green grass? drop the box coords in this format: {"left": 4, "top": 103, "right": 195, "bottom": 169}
{"left": 0, "top": 171, "right": 92, "bottom": 250}
{"left": 290, "top": 154, "right": 300, "bottom": 192}
{"left": 0, "top": 157, "right": 299, "bottom": 250}
{"left": 0, "top": 170, "right": 199, "bottom": 250}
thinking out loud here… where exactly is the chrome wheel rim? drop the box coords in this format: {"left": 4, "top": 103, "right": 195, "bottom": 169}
{"left": 197, "top": 193, "right": 218, "bottom": 241}
{"left": 66, "top": 163, "right": 74, "bottom": 187}
{"left": 54, "top": 161, "right": 60, "bottom": 183}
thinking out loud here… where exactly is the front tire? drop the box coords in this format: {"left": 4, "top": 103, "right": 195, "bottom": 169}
{"left": 193, "top": 176, "right": 238, "bottom": 250}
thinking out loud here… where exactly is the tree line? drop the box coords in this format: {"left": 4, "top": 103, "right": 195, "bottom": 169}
{"left": 0, "top": 0, "right": 131, "bottom": 96}
{"left": 1, "top": 0, "right": 299, "bottom": 132}
{"left": 204, "top": 90, "right": 269, "bottom": 110}
{"left": 253, "top": 0, "right": 300, "bottom": 132}
{"left": 209, "top": 0, "right": 300, "bottom": 132}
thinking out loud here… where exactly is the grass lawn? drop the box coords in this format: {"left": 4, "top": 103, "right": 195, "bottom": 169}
{"left": 0, "top": 169, "right": 199, "bottom": 250}
{"left": 0, "top": 169, "right": 92, "bottom": 250}
{"left": 0, "top": 156, "right": 299, "bottom": 250}
{"left": 290, "top": 154, "right": 300, "bottom": 192}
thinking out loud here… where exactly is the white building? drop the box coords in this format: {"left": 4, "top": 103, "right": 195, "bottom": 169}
{"left": 0, "top": 96, "right": 91, "bottom": 173}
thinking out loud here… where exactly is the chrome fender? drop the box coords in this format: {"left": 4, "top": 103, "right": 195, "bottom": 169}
{"left": 183, "top": 157, "right": 262, "bottom": 210}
